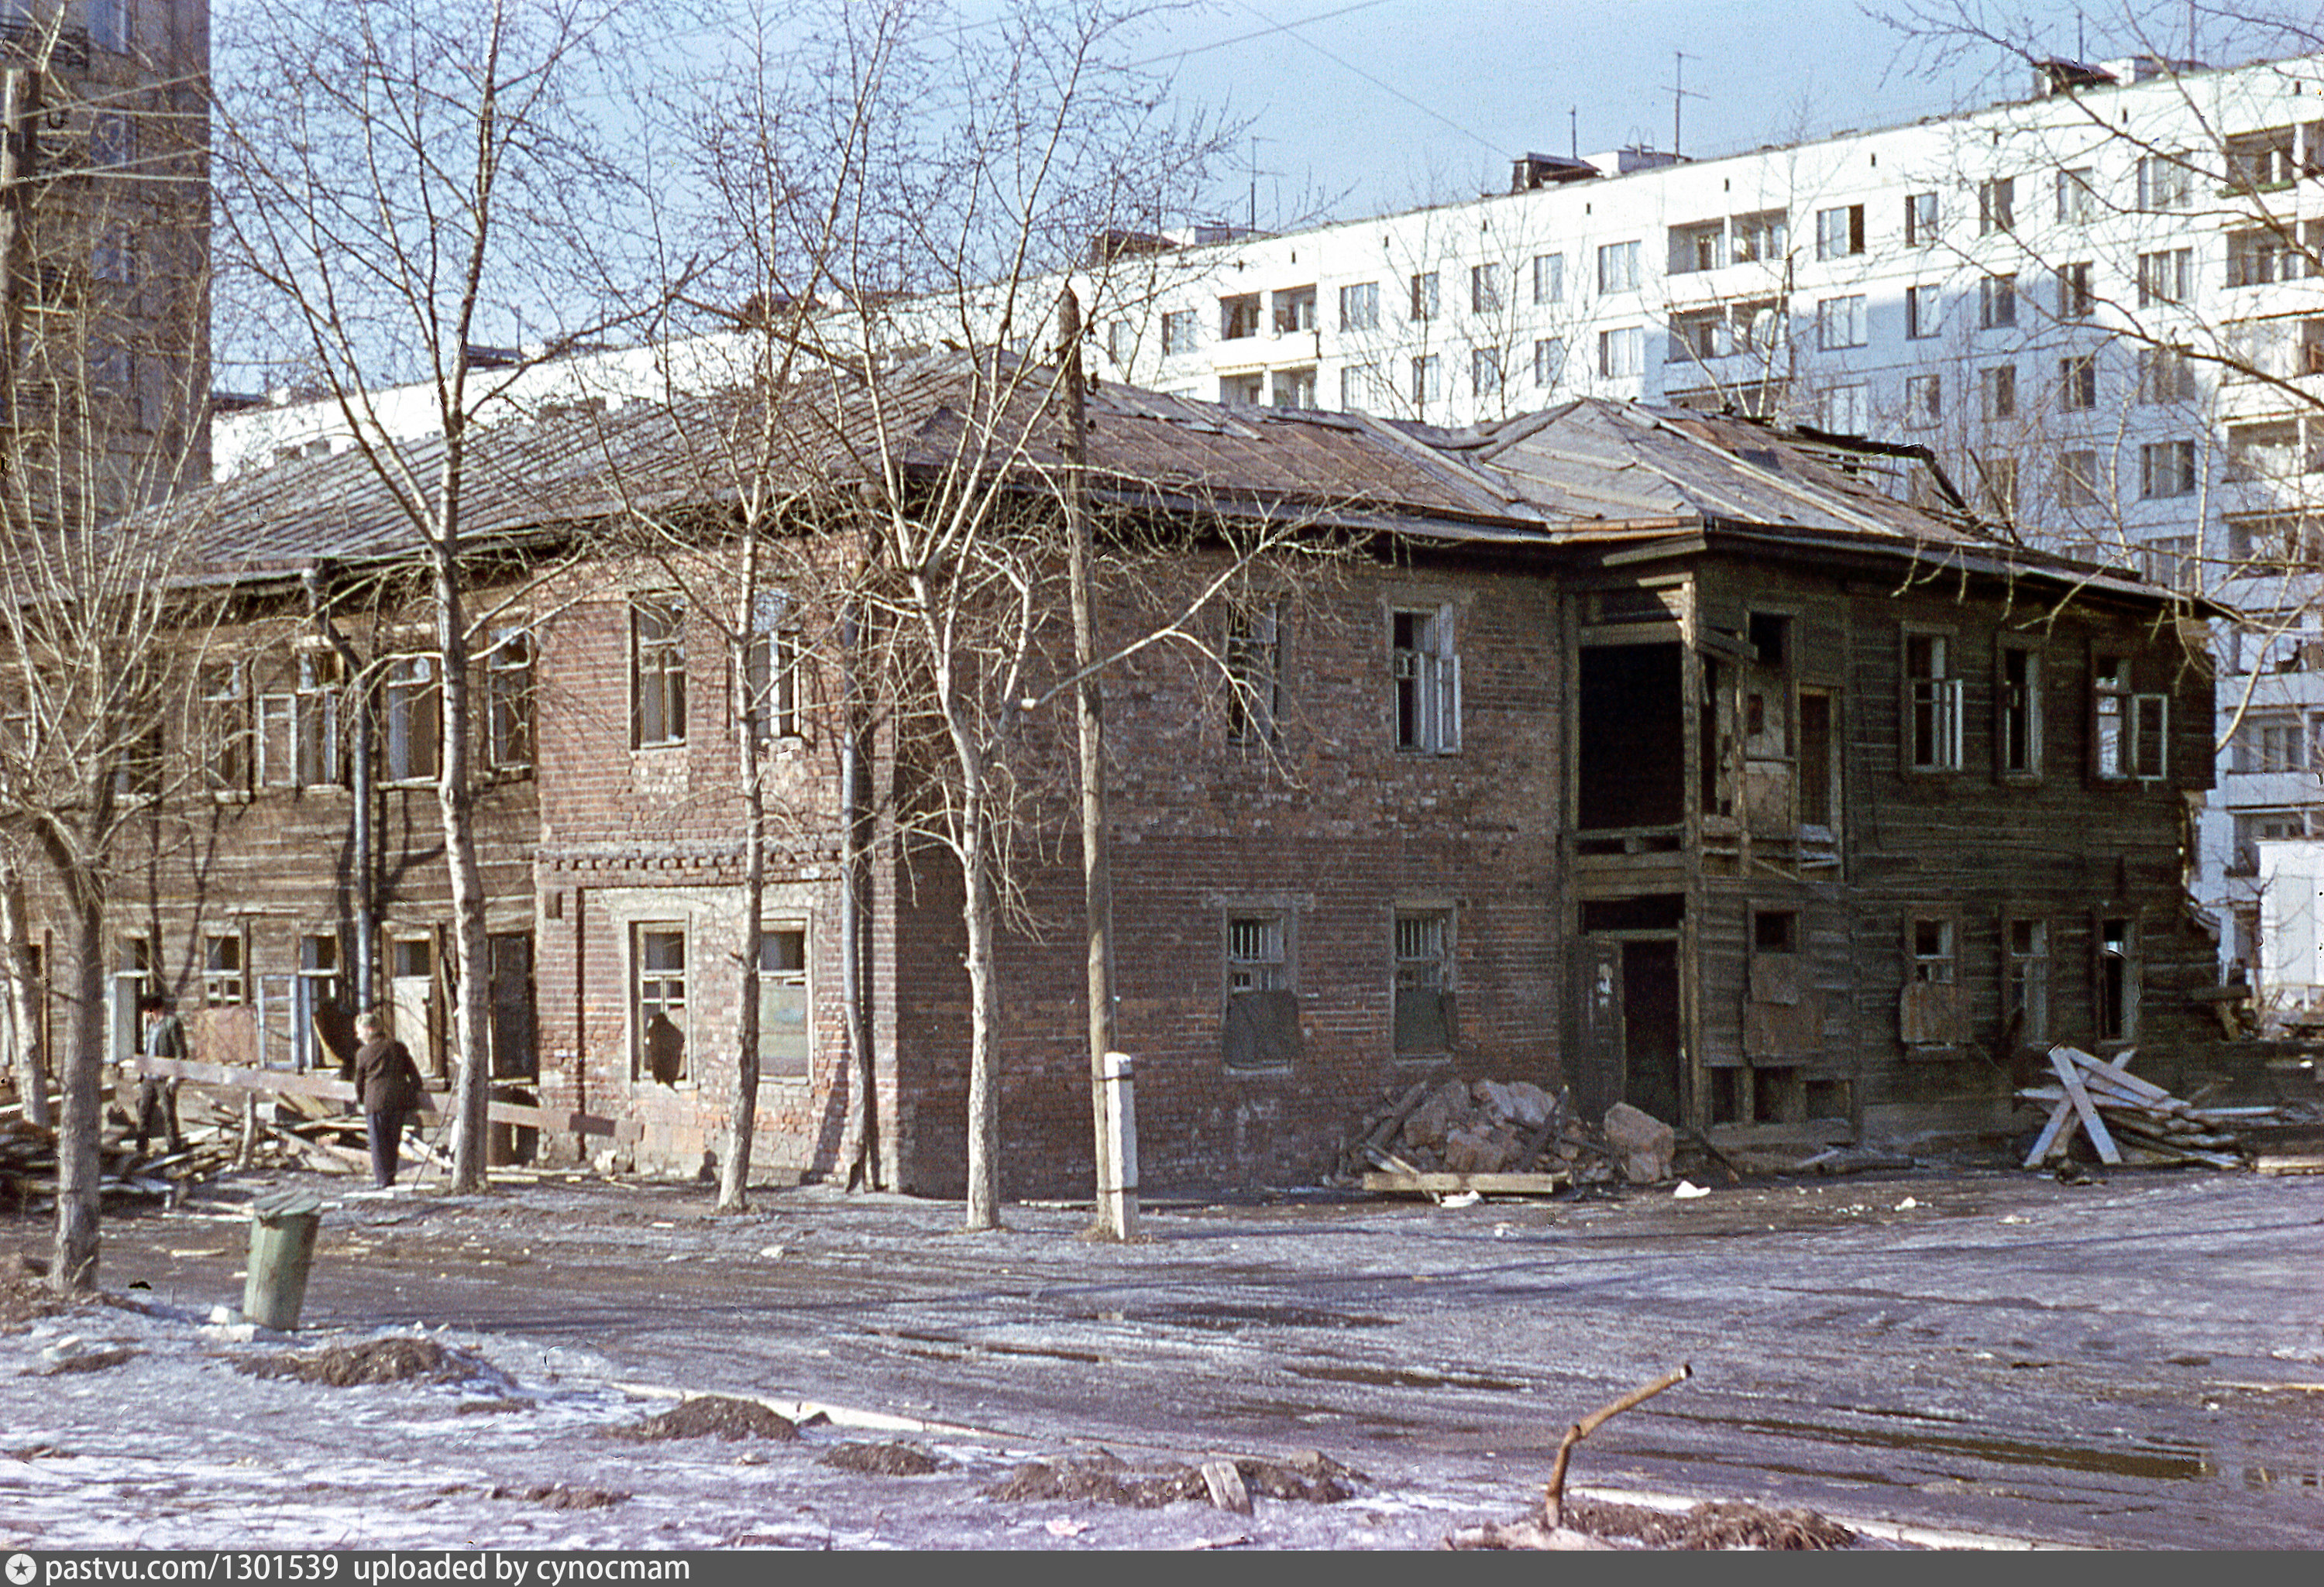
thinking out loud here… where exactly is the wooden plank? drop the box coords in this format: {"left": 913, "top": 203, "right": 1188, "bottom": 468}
{"left": 131, "top": 1056, "right": 615, "bottom": 1137}
{"left": 2058, "top": 1045, "right": 2171, "bottom": 1103}
{"left": 2022, "top": 1096, "right": 2078, "bottom": 1168}
{"left": 2051, "top": 1049, "right": 2121, "bottom": 1166}
{"left": 1363, "top": 1171, "right": 1572, "bottom": 1197}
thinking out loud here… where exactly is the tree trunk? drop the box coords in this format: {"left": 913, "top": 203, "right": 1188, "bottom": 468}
{"left": 959, "top": 778, "right": 1001, "bottom": 1230}
{"left": 435, "top": 560, "right": 493, "bottom": 1194}
{"left": 0, "top": 857, "right": 50, "bottom": 1127}
{"left": 48, "top": 881, "right": 102, "bottom": 1293}
{"left": 839, "top": 606, "right": 877, "bottom": 1190}
{"left": 721, "top": 615, "right": 767, "bottom": 1213}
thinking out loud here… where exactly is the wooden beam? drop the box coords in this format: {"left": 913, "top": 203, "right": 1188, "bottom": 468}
{"left": 130, "top": 1056, "right": 616, "bottom": 1137}
{"left": 2051, "top": 1048, "right": 2121, "bottom": 1165}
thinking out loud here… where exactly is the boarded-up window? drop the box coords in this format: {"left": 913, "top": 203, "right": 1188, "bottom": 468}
{"left": 1899, "top": 913, "right": 1961, "bottom": 1046}
{"left": 1223, "top": 913, "right": 1298, "bottom": 1069}
{"left": 1393, "top": 909, "right": 1456, "bottom": 1053}
{"left": 1745, "top": 907, "right": 1824, "bottom": 1059}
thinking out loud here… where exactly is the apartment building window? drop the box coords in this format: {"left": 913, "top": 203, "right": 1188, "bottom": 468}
{"left": 2137, "top": 248, "right": 2191, "bottom": 306}
{"left": 1271, "top": 366, "right": 1318, "bottom": 409}
{"left": 1219, "top": 372, "right": 1263, "bottom": 406}
{"left": 1979, "top": 363, "right": 2016, "bottom": 421}
{"left": 1392, "top": 606, "right": 1459, "bottom": 754}
{"left": 2143, "top": 535, "right": 2199, "bottom": 592}
{"left": 1223, "top": 912, "right": 1297, "bottom": 1070}
{"left": 260, "top": 649, "right": 342, "bottom": 789}
{"left": 2226, "top": 124, "right": 2302, "bottom": 191}
{"left": 194, "top": 933, "right": 247, "bottom": 1009}
{"left": 2136, "top": 153, "right": 2192, "bottom": 210}
{"left": 90, "top": 0, "right": 131, "bottom": 53}
{"left": 1731, "top": 297, "right": 1785, "bottom": 356}
{"left": 1531, "top": 253, "right": 1564, "bottom": 304}
{"left": 2005, "top": 919, "right": 2050, "bottom": 1044}
{"left": 2092, "top": 653, "right": 2168, "bottom": 781}
{"left": 1106, "top": 320, "right": 1131, "bottom": 366}
{"left": 1272, "top": 286, "right": 1316, "bottom": 334}
{"left": 1975, "top": 453, "right": 2019, "bottom": 518}
{"left": 1226, "top": 602, "right": 1280, "bottom": 746}
{"left": 199, "top": 661, "right": 250, "bottom": 794}
{"left": 1905, "top": 373, "right": 1941, "bottom": 426}
{"left": 383, "top": 655, "right": 439, "bottom": 782}
{"left": 1470, "top": 346, "right": 1503, "bottom": 397}
{"left": 1338, "top": 280, "right": 1378, "bottom": 331}
{"left": 1410, "top": 354, "right": 1440, "bottom": 405}
{"left": 2055, "top": 262, "right": 2094, "bottom": 320}
{"left": 1903, "top": 631, "right": 1962, "bottom": 772}
{"left": 2058, "top": 353, "right": 2097, "bottom": 410}
{"left": 1823, "top": 382, "right": 1868, "bottom": 435}
{"left": 634, "top": 925, "right": 687, "bottom": 1084}
{"left": 2140, "top": 439, "right": 2197, "bottom": 498}
{"left": 1977, "top": 175, "right": 2015, "bottom": 234}
{"left": 2055, "top": 167, "right": 2096, "bottom": 223}
{"left": 1468, "top": 263, "right": 1501, "bottom": 314}
{"left": 741, "top": 596, "right": 798, "bottom": 747}
{"left": 1668, "top": 307, "right": 1726, "bottom": 363}
{"left": 1532, "top": 337, "right": 1565, "bottom": 387}
{"left": 757, "top": 926, "right": 810, "bottom": 1079}
{"left": 1997, "top": 644, "right": 2042, "bottom": 777}
{"left": 1339, "top": 362, "right": 1382, "bottom": 411}
{"left": 2229, "top": 512, "right": 2324, "bottom": 574}
{"left": 1904, "top": 283, "right": 1940, "bottom": 339}
{"left": 2056, "top": 448, "right": 2102, "bottom": 510}
{"left": 2228, "top": 226, "right": 2312, "bottom": 288}
{"left": 2227, "top": 314, "right": 2324, "bottom": 379}
{"left": 2226, "top": 418, "right": 2303, "bottom": 482}
{"left": 93, "top": 228, "right": 135, "bottom": 284}
{"left": 1408, "top": 271, "right": 1439, "bottom": 321}
{"left": 1978, "top": 273, "right": 2017, "bottom": 329}
{"left": 1161, "top": 309, "right": 1198, "bottom": 355}
{"left": 1817, "top": 295, "right": 1865, "bottom": 350}
{"left": 1597, "top": 325, "right": 1642, "bottom": 378}
{"left": 2095, "top": 915, "right": 2139, "bottom": 1043}
{"left": 1392, "top": 909, "right": 1455, "bottom": 1054}
{"left": 2233, "top": 709, "right": 2314, "bottom": 773}
{"left": 1597, "top": 240, "right": 1640, "bottom": 293}
{"left": 485, "top": 627, "right": 535, "bottom": 771}
{"left": 2137, "top": 345, "right": 2195, "bottom": 404}
{"left": 1814, "top": 203, "right": 1865, "bottom": 260}
{"left": 631, "top": 597, "right": 686, "bottom": 748}
{"left": 1669, "top": 219, "right": 1724, "bottom": 274}
{"left": 1220, "top": 292, "right": 1261, "bottom": 339}
{"left": 1731, "top": 209, "right": 1786, "bottom": 263}
{"left": 1904, "top": 191, "right": 1938, "bottom": 246}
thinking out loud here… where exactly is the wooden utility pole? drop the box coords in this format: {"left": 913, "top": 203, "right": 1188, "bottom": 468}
{"left": 1057, "top": 286, "right": 1135, "bottom": 1241}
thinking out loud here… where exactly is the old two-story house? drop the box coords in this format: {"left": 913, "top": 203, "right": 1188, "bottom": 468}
{"left": 36, "top": 367, "right": 2223, "bottom": 1194}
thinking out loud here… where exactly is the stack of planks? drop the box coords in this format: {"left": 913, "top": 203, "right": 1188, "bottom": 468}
{"left": 2020, "top": 1046, "right": 2249, "bottom": 1170}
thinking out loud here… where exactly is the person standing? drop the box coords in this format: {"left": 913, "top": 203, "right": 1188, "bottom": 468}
{"left": 135, "top": 994, "right": 186, "bottom": 1158}
{"left": 352, "top": 1010, "right": 425, "bottom": 1189}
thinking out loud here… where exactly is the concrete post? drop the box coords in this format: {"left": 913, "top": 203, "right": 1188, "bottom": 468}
{"left": 1098, "top": 1050, "right": 1140, "bottom": 1241}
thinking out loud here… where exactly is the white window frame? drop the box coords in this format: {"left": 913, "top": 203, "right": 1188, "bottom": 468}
{"left": 1904, "top": 630, "right": 1963, "bottom": 772}
{"left": 1392, "top": 605, "right": 1462, "bottom": 755}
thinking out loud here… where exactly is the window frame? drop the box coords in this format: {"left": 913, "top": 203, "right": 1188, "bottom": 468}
{"left": 1391, "top": 605, "right": 1462, "bottom": 755}
{"left": 1391, "top": 905, "right": 1456, "bottom": 1057}
{"left": 1978, "top": 273, "right": 2018, "bottom": 330}
{"left": 1222, "top": 907, "right": 1300, "bottom": 1072}
{"left": 1901, "top": 628, "right": 1964, "bottom": 774}
{"left": 1408, "top": 271, "right": 1439, "bottom": 321}
{"left": 631, "top": 596, "right": 688, "bottom": 750}
{"left": 1977, "top": 175, "right": 2015, "bottom": 235}
{"left": 203, "top": 929, "right": 248, "bottom": 1008}
{"left": 1813, "top": 202, "right": 1865, "bottom": 261}
{"left": 2058, "top": 353, "right": 2098, "bottom": 412}
{"left": 1904, "top": 283, "right": 1940, "bottom": 339}
{"left": 756, "top": 922, "right": 812, "bottom": 1080}
{"left": 381, "top": 652, "right": 440, "bottom": 785}
{"left": 2002, "top": 912, "right": 2051, "bottom": 1049}
{"left": 484, "top": 626, "right": 536, "bottom": 774}
{"left": 633, "top": 921, "right": 690, "bottom": 1084}
{"left": 198, "top": 658, "right": 252, "bottom": 795}
{"left": 1225, "top": 600, "right": 1281, "bottom": 747}
{"left": 1995, "top": 638, "right": 2043, "bottom": 780}
{"left": 2092, "top": 913, "right": 2140, "bottom": 1045}
{"left": 1904, "top": 191, "right": 1938, "bottom": 246}
{"left": 1337, "top": 280, "right": 1379, "bottom": 332}
{"left": 1816, "top": 294, "right": 1866, "bottom": 350}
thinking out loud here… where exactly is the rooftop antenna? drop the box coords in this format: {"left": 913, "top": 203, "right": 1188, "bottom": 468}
{"left": 1667, "top": 50, "right": 1703, "bottom": 156}
{"left": 1569, "top": 105, "right": 1578, "bottom": 160}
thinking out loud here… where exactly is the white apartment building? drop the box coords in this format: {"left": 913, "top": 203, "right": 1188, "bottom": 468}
{"left": 211, "top": 49, "right": 2324, "bottom": 1010}
{"left": 1078, "top": 52, "right": 2324, "bottom": 1011}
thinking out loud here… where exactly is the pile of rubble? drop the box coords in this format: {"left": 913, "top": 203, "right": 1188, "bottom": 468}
{"left": 1334, "top": 1077, "right": 1682, "bottom": 1187}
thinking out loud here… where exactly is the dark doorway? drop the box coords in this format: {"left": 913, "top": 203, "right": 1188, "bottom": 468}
{"left": 1621, "top": 939, "right": 1683, "bottom": 1122}
{"left": 1578, "top": 644, "right": 1684, "bottom": 830}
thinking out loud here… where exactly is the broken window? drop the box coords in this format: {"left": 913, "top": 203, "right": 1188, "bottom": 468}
{"left": 1226, "top": 602, "right": 1281, "bottom": 746}
{"left": 1797, "top": 689, "right": 1837, "bottom": 834}
{"left": 1813, "top": 203, "right": 1865, "bottom": 260}
{"left": 1392, "top": 606, "right": 1459, "bottom": 754}
{"left": 1271, "top": 286, "right": 1315, "bottom": 334}
{"left": 1903, "top": 631, "right": 1962, "bottom": 772}
{"left": 1978, "top": 273, "right": 2017, "bottom": 329}
{"left": 1903, "top": 191, "right": 1937, "bottom": 245}
{"left": 199, "top": 661, "right": 250, "bottom": 794}
{"left": 1997, "top": 642, "right": 2042, "bottom": 777}
{"left": 631, "top": 597, "right": 686, "bottom": 749}
{"left": 1392, "top": 909, "right": 1455, "bottom": 1055}
{"left": 1731, "top": 209, "right": 1786, "bottom": 263}
{"left": 634, "top": 924, "right": 687, "bottom": 1084}
{"left": 203, "top": 932, "right": 246, "bottom": 1007}
{"left": 1596, "top": 241, "right": 1640, "bottom": 294}
{"left": 382, "top": 654, "right": 439, "bottom": 782}
{"left": 2094, "top": 915, "right": 2139, "bottom": 1043}
{"left": 1899, "top": 913, "right": 1961, "bottom": 1046}
{"left": 1579, "top": 641, "right": 1685, "bottom": 831}
{"left": 1977, "top": 175, "right": 2015, "bottom": 235}
{"left": 1338, "top": 281, "right": 1378, "bottom": 331}
{"left": 1745, "top": 905, "right": 1822, "bottom": 1060}
{"left": 1669, "top": 220, "right": 1724, "bottom": 275}
{"left": 486, "top": 627, "right": 535, "bottom": 771}
{"left": 2004, "top": 916, "right": 2051, "bottom": 1047}
{"left": 2058, "top": 353, "right": 2097, "bottom": 411}
{"left": 758, "top": 926, "right": 810, "bottom": 1079}
{"left": 1220, "top": 293, "right": 1261, "bottom": 339}
{"left": 1223, "top": 912, "right": 1298, "bottom": 1070}
{"left": 2092, "top": 653, "right": 2168, "bottom": 781}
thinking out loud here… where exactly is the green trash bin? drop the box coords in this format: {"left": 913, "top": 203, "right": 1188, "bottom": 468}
{"left": 244, "top": 1187, "right": 323, "bottom": 1331}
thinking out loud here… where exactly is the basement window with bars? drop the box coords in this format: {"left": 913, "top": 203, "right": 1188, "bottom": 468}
{"left": 1223, "top": 912, "right": 1298, "bottom": 1070}
{"left": 1393, "top": 909, "right": 1456, "bottom": 1055}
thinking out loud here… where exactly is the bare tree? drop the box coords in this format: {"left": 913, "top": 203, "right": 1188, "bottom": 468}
{"left": 211, "top": 0, "right": 669, "bottom": 1190}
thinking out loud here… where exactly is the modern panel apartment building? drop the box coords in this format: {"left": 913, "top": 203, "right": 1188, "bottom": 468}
{"left": 1086, "top": 52, "right": 2324, "bottom": 1006}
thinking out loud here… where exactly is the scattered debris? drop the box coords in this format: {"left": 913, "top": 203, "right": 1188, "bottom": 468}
{"left": 982, "top": 1450, "right": 1360, "bottom": 1510}
{"left": 1543, "top": 1364, "right": 1692, "bottom": 1530}
{"left": 821, "top": 1441, "right": 943, "bottom": 1475}
{"left": 610, "top": 1394, "right": 799, "bottom": 1443}
{"left": 2020, "top": 1046, "right": 2278, "bottom": 1170}
{"left": 0, "top": 1259, "right": 79, "bottom": 1327}
{"left": 238, "top": 1336, "right": 509, "bottom": 1389}
{"left": 1672, "top": 1180, "right": 1709, "bottom": 1200}
{"left": 28, "top": 1345, "right": 136, "bottom": 1376}
{"left": 1199, "top": 1458, "right": 1251, "bottom": 1514}
{"left": 490, "top": 1484, "right": 627, "bottom": 1510}
{"left": 1449, "top": 1497, "right": 1857, "bottom": 1551}
{"left": 1603, "top": 1104, "right": 1676, "bottom": 1185}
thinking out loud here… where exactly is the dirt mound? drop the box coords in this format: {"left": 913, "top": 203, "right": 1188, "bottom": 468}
{"left": 239, "top": 1336, "right": 502, "bottom": 1389}
{"left": 0, "top": 1258, "right": 78, "bottom": 1327}
{"left": 822, "top": 1441, "right": 943, "bottom": 1475}
{"left": 491, "top": 1484, "right": 627, "bottom": 1511}
{"left": 610, "top": 1395, "right": 798, "bottom": 1443}
{"left": 1452, "top": 1497, "right": 1858, "bottom": 1551}
{"left": 983, "top": 1450, "right": 1360, "bottom": 1508}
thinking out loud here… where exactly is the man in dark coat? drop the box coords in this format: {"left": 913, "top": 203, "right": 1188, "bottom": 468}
{"left": 352, "top": 1010, "right": 425, "bottom": 1188}
{"left": 135, "top": 994, "right": 186, "bottom": 1158}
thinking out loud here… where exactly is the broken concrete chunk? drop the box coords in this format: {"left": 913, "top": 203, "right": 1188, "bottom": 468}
{"left": 1603, "top": 1103, "right": 1675, "bottom": 1184}
{"left": 1401, "top": 1080, "right": 1471, "bottom": 1151}
{"left": 1200, "top": 1458, "right": 1253, "bottom": 1514}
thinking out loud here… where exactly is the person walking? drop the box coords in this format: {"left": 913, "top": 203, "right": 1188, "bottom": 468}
{"left": 135, "top": 994, "right": 186, "bottom": 1158}
{"left": 352, "top": 1010, "right": 425, "bottom": 1189}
